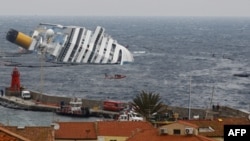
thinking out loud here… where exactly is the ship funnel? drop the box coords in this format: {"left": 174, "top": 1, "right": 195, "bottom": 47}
{"left": 6, "top": 29, "right": 33, "bottom": 50}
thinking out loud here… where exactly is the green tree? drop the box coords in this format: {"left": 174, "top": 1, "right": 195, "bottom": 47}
{"left": 130, "top": 90, "right": 167, "bottom": 121}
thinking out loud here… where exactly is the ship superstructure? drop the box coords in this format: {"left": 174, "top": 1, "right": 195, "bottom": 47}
{"left": 6, "top": 23, "right": 134, "bottom": 64}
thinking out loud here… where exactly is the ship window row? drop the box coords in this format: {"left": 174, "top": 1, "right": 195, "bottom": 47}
{"left": 58, "top": 28, "right": 75, "bottom": 61}
{"left": 69, "top": 28, "right": 83, "bottom": 62}
{"left": 71, "top": 29, "right": 89, "bottom": 63}
{"left": 61, "top": 43, "right": 71, "bottom": 60}
{"left": 69, "top": 29, "right": 108, "bottom": 63}
{"left": 81, "top": 39, "right": 85, "bottom": 44}
{"left": 111, "top": 43, "right": 116, "bottom": 52}
{"left": 100, "top": 57, "right": 104, "bottom": 63}
{"left": 92, "top": 38, "right": 105, "bottom": 62}
{"left": 87, "top": 29, "right": 103, "bottom": 63}
{"left": 93, "top": 55, "right": 98, "bottom": 62}
{"left": 101, "top": 40, "right": 109, "bottom": 56}
{"left": 78, "top": 46, "right": 82, "bottom": 52}
{"left": 81, "top": 45, "right": 90, "bottom": 62}
{"left": 76, "top": 30, "right": 90, "bottom": 62}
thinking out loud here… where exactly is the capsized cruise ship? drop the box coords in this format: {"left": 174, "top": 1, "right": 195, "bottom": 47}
{"left": 6, "top": 23, "right": 134, "bottom": 65}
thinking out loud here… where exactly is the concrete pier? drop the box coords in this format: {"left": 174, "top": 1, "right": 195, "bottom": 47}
{"left": 4, "top": 88, "right": 103, "bottom": 109}
{"left": 0, "top": 96, "right": 58, "bottom": 111}
{"left": 1, "top": 88, "right": 249, "bottom": 119}
{"left": 1, "top": 88, "right": 120, "bottom": 118}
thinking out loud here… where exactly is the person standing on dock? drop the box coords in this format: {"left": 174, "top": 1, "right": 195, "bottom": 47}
{"left": 0, "top": 89, "right": 3, "bottom": 96}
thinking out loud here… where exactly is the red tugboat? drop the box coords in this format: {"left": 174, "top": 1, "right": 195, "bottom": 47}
{"left": 56, "top": 98, "right": 90, "bottom": 117}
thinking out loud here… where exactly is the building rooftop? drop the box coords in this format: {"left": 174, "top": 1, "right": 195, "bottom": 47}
{"left": 97, "top": 121, "right": 153, "bottom": 137}
{"left": 126, "top": 128, "right": 215, "bottom": 141}
{"left": 55, "top": 122, "right": 97, "bottom": 140}
{"left": 183, "top": 117, "right": 250, "bottom": 137}
{"left": 1, "top": 126, "right": 52, "bottom": 141}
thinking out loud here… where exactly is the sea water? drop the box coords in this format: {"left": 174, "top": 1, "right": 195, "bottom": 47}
{"left": 0, "top": 16, "right": 250, "bottom": 126}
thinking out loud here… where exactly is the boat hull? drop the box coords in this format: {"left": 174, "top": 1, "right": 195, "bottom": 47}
{"left": 6, "top": 23, "right": 134, "bottom": 65}
{"left": 55, "top": 106, "right": 90, "bottom": 117}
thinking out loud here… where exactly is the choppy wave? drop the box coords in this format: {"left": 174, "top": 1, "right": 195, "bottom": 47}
{"left": 1, "top": 16, "right": 250, "bottom": 126}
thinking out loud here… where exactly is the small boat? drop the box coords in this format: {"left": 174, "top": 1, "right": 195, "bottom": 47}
{"left": 56, "top": 97, "right": 90, "bottom": 117}
{"left": 117, "top": 111, "right": 144, "bottom": 121}
{"left": 105, "top": 73, "right": 126, "bottom": 79}
{"left": 233, "top": 73, "right": 249, "bottom": 77}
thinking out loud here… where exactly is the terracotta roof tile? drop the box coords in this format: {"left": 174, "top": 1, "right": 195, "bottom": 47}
{"left": 3, "top": 126, "right": 52, "bottom": 141}
{"left": 55, "top": 122, "right": 97, "bottom": 139}
{"left": 0, "top": 126, "right": 31, "bottom": 141}
{"left": 177, "top": 120, "right": 199, "bottom": 128}
{"left": 97, "top": 121, "right": 154, "bottom": 137}
{"left": 183, "top": 117, "right": 250, "bottom": 137}
{"left": 126, "top": 129, "right": 216, "bottom": 141}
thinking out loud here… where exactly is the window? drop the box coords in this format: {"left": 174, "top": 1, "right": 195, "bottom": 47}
{"left": 173, "top": 129, "right": 181, "bottom": 135}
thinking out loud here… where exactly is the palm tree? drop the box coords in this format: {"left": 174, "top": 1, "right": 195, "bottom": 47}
{"left": 130, "top": 90, "right": 168, "bottom": 121}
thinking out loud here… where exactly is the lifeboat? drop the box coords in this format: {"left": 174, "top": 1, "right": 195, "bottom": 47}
{"left": 105, "top": 73, "right": 126, "bottom": 79}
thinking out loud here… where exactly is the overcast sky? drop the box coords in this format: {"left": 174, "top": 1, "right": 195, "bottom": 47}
{"left": 1, "top": 0, "right": 250, "bottom": 17}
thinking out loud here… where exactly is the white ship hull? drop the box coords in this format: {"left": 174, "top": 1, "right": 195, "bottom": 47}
{"left": 6, "top": 23, "right": 134, "bottom": 65}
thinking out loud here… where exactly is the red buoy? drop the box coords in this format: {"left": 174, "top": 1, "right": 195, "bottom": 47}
{"left": 9, "top": 67, "right": 21, "bottom": 91}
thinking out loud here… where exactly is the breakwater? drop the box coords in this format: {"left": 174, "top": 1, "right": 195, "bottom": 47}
{"left": 1, "top": 88, "right": 119, "bottom": 118}
{"left": 1, "top": 88, "right": 249, "bottom": 119}
{"left": 4, "top": 88, "right": 103, "bottom": 109}
{"left": 0, "top": 96, "right": 57, "bottom": 111}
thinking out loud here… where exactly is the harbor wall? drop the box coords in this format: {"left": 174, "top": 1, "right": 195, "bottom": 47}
{"left": 3, "top": 88, "right": 249, "bottom": 118}
{"left": 0, "top": 96, "right": 57, "bottom": 111}
{"left": 4, "top": 88, "right": 20, "bottom": 97}
{"left": 29, "top": 91, "right": 103, "bottom": 108}
{"left": 168, "top": 105, "right": 249, "bottom": 120}
{"left": 4, "top": 88, "right": 103, "bottom": 108}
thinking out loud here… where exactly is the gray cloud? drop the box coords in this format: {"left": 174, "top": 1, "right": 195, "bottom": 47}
{"left": 1, "top": 0, "right": 250, "bottom": 17}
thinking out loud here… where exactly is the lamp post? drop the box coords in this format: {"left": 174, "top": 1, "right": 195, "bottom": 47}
{"left": 188, "top": 76, "right": 192, "bottom": 120}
